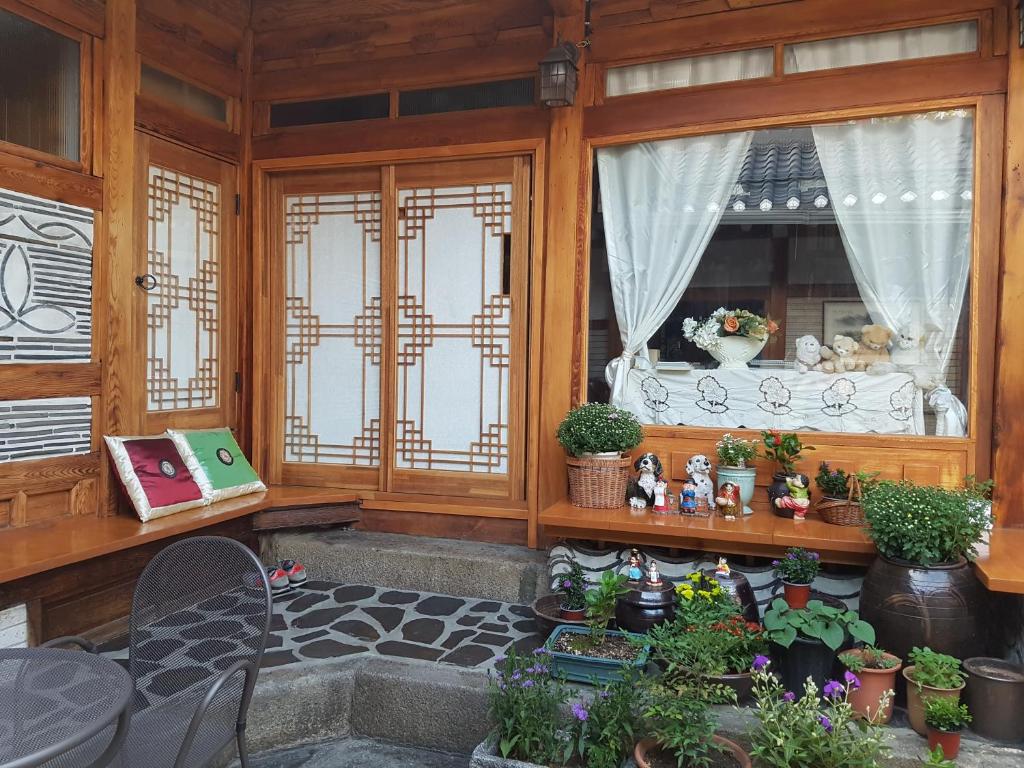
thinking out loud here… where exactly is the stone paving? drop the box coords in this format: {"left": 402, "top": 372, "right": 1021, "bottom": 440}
{"left": 244, "top": 737, "right": 470, "bottom": 768}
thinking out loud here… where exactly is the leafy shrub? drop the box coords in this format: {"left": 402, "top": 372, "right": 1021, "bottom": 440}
{"left": 908, "top": 647, "right": 966, "bottom": 691}
{"left": 641, "top": 686, "right": 724, "bottom": 768}
{"left": 566, "top": 677, "right": 641, "bottom": 768}
{"left": 556, "top": 403, "right": 643, "bottom": 457}
{"left": 584, "top": 570, "right": 629, "bottom": 647}
{"left": 488, "top": 647, "right": 565, "bottom": 764}
{"left": 924, "top": 697, "right": 971, "bottom": 732}
{"left": 557, "top": 557, "right": 588, "bottom": 611}
{"left": 762, "top": 598, "right": 875, "bottom": 652}
{"left": 772, "top": 547, "right": 821, "bottom": 585}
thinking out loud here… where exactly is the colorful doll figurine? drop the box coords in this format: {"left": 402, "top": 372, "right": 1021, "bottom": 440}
{"left": 773, "top": 475, "right": 812, "bottom": 519}
{"left": 652, "top": 478, "right": 669, "bottom": 513}
{"left": 715, "top": 481, "right": 740, "bottom": 520}
{"left": 715, "top": 557, "right": 731, "bottom": 578}
{"left": 647, "top": 560, "right": 662, "bottom": 586}
{"left": 627, "top": 549, "right": 644, "bottom": 581}
{"left": 679, "top": 479, "right": 698, "bottom": 515}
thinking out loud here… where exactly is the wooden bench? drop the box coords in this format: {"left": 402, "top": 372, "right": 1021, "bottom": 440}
{"left": 973, "top": 527, "right": 1024, "bottom": 594}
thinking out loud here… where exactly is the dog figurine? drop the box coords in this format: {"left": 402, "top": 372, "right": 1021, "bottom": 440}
{"left": 685, "top": 454, "right": 716, "bottom": 507}
{"left": 626, "top": 452, "right": 663, "bottom": 508}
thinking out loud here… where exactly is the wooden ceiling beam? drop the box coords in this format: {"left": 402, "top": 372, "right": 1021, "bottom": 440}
{"left": 547, "top": 0, "right": 586, "bottom": 17}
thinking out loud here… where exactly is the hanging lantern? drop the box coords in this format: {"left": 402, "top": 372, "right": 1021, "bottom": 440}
{"left": 539, "top": 42, "right": 580, "bottom": 107}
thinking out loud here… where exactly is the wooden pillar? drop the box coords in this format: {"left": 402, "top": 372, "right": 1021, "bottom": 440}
{"left": 993, "top": 7, "right": 1024, "bottom": 527}
{"left": 536, "top": 12, "right": 588, "bottom": 541}
{"left": 100, "top": 0, "right": 138, "bottom": 513}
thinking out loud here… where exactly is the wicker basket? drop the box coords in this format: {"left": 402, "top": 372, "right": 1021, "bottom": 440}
{"left": 566, "top": 454, "right": 631, "bottom": 508}
{"left": 816, "top": 474, "right": 865, "bottom": 526}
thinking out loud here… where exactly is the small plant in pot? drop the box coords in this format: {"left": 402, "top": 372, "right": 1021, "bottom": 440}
{"left": 838, "top": 646, "right": 902, "bottom": 723}
{"left": 771, "top": 547, "right": 821, "bottom": 609}
{"left": 762, "top": 598, "right": 875, "bottom": 695}
{"left": 814, "top": 462, "right": 878, "bottom": 527}
{"left": 715, "top": 433, "right": 760, "bottom": 516}
{"left": 760, "top": 430, "right": 814, "bottom": 517}
{"left": 921, "top": 745, "right": 957, "bottom": 767}
{"left": 924, "top": 697, "right": 971, "bottom": 760}
{"left": 546, "top": 570, "right": 649, "bottom": 684}
{"left": 558, "top": 403, "right": 643, "bottom": 509}
{"left": 859, "top": 478, "right": 992, "bottom": 664}
{"left": 903, "top": 646, "right": 967, "bottom": 737}
{"left": 557, "top": 558, "right": 588, "bottom": 621}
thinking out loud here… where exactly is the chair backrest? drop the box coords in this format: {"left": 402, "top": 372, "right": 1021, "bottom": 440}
{"left": 127, "top": 536, "right": 271, "bottom": 714}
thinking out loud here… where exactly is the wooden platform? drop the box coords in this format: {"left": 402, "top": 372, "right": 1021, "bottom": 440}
{"left": 539, "top": 500, "right": 876, "bottom": 565}
{"left": 973, "top": 527, "right": 1024, "bottom": 594}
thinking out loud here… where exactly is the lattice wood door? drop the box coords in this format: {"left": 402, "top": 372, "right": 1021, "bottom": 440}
{"left": 136, "top": 135, "right": 238, "bottom": 433}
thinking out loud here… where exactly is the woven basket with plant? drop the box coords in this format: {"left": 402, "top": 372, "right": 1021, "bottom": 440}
{"left": 558, "top": 403, "right": 643, "bottom": 508}
{"left": 814, "top": 463, "right": 877, "bottom": 526}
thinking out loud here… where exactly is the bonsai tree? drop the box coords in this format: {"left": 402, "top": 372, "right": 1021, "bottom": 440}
{"left": 558, "top": 557, "right": 588, "bottom": 613}
{"left": 760, "top": 430, "right": 813, "bottom": 475}
{"left": 557, "top": 403, "right": 643, "bottom": 458}
{"left": 763, "top": 598, "right": 875, "bottom": 652}
{"left": 715, "top": 433, "right": 759, "bottom": 468}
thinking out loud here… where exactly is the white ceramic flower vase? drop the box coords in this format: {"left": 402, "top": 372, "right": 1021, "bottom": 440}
{"left": 717, "top": 465, "right": 757, "bottom": 516}
{"left": 708, "top": 335, "right": 767, "bottom": 368}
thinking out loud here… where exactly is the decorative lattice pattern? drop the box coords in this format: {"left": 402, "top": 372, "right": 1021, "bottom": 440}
{"left": 284, "top": 192, "right": 383, "bottom": 466}
{"left": 146, "top": 166, "right": 220, "bottom": 411}
{"left": 0, "top": 397, "right": 91, "bottom": 462}
{"left": 0, "top": 189, "right": 93, "bottom": 362}
{"left": 395, "top": 184, "right": 513, "bottom": 474}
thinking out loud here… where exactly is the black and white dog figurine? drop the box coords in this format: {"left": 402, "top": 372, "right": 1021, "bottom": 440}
{"left": 685, "top": 454, "right": 716, "bottom": 507}
{"left": 627, "top": 452, "right": 664, "bottom": 508}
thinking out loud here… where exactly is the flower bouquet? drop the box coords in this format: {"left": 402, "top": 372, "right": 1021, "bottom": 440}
{"left": 682, "top": 308, "right": 779, "bottom": 368}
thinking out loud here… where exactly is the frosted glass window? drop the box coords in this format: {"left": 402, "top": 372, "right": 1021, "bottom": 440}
{"left": 785, "top": 22, "right": 978, "bottom": 74}
{"left": 140, "top": 65, "right": 228, "bottom": 124}
{"left": 607, "top": 48, "right": 774, "bottom": 98}
{"left": 0, "top": 8, "right": 80, "bottom": 161}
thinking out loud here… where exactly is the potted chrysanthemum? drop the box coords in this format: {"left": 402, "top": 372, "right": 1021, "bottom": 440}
{"left": 557, "top": 403, "right": 643, "bottom": 508}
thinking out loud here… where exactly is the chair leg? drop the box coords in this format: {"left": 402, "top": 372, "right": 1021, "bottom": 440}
{"left": 236, "top": 724, "right": 249, "bottom": 768}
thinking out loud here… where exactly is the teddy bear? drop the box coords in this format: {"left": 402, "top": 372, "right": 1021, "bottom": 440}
{"left": 859, "top": 324, "right": 894, "bottom": 374}
{"left": 830, "top": 335, "right": 864, "bottom": 372}
{"left": 794, "top": 335, "right": 837, "bottom": 373}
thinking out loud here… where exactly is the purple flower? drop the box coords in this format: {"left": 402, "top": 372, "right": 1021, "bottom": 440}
{"left": 783, "top": 691, "right": 796, "bottom": 703}
{"left": 844, "top": 670, "right": 861, "bottom": 690}
{"left": 571, "top": 701, "right": 589, "bottom": 721}
{"left": 532, "top": 647, "right": 550, "bottom": 656}
{"left": 511, "top": 671, "right": 522, "bottom": 682}
{"left": 753, "top": 655, "right": 771, "bottom": 671}
{"left": 771, "top": 560, "right": 781, "bottom": 567}
{"left": 819, "top": 715, "right": 833, "bottom": 734}
{"left": 562, "top": 579, "right": 573, "bottom": 589}
{"left": 786, "top": 552, "right": 796, "bottom": 559}
{"left": 809, "top": 552, "right": 820, "bottom": 560}
{"left": 522, "top": 679, "right": 535, "bottom": 688}
{"left": 599, "top": 690, "right": 611, "bottom": 699}
{"left": 823, "top": 680, "right": 844, "bottom": 699}
{"left": 495, "top": 655, "right": 507, "bottom": 663}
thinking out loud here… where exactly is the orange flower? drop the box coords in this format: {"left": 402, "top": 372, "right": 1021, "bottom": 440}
{"left": 767, "top": 320, "right": 779, "bottom": 334}
{"left": 723, "top": 316, "right": 740, "bottom": 333}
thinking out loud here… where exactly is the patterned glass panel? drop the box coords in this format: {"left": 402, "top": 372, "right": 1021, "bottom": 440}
{"left": 146, "top": 166, "right": 220, "bottom": 411}
{"left": 283, "top": 192, "right": 382, "bottom": 466}
{"left": 0, "top": 397, "right": 91, "bottom": 462}
{"left": 396, "top": 184, "right": 512, "bottom": 474}
{"left": 0, "top": 188, "right": 93, "bottom": 362}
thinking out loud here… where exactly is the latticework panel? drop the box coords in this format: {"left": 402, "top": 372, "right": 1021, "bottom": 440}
{"left": 146, "top": 166, "right": 221, "bottom": 411}
{"left": 284, "top": 192, "right": 383, "bottom": 466}
{"left": 396, "top": 184, "right": 513, "bottom": 474}
{"left": 0, "top": 189, "right": 93, "bottom": 362}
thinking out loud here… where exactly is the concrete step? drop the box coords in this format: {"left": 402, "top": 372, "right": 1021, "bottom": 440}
{"left": 243, "top": 737, "right": 469, "bottom": 768}
{"left": 261, "top": 530, "right": 550, "bottom": 605}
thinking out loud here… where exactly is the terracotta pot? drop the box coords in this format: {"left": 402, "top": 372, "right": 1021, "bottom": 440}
{"left": 634, "top": 736, "right": 752, "bottom": 768}
{"left": 964, "top": 657, "right": 1024, "bottom": 742}
{"left": 860, "top": 556, "right": 988, "bottom": 666}
{"left": 841, "top": 649, "right": 902, "bottom": 724}
{"left": 927, "top": 728, "right": 962, "bottom": 760}
{"left": 559, "top": 605, "right": 586, "bottom": 621}
{"left": 782, "top": 581, "right": 811, "bottom": 609}
{"left": 904, "top": 665, "right": 964, "bottom": 736}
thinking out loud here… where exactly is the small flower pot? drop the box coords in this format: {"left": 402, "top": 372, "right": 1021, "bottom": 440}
{"left": 559, "top": 605, "right": 586, "bottom": 621}
{"left": 634, "top": 736, "right": 752, "bottom": 768}
{"left": 842, "top": 649, "right": 902, "bottom": 724}
{"left": 904, "top": 665, "right": 964, "bottom": 736}
{"left": 782, "top": 581, "right": 811, "bottom": 609}
{"left": 927, "top": 728, "right": 962, "bottom": 760}
{"left": 963, "top": 657, "right": 1024, "bottom": 742}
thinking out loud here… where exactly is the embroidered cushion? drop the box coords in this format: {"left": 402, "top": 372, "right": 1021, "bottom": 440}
{"left": 104, "top": 435, "right": 205, "bottom": 522}
{"left": 169, "top": 427, "right": 266, "bottom": 503}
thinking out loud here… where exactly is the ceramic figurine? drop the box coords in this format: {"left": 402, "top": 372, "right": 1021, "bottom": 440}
{"left": 626, "top": 452, "right": 664, "bottom": 508}
{"left": 652, "top": 479, "right": 669, "bottom": 513}
{"left": 715, "top": 557, "right": 731, "bottom": 578}
{"left": 773, "top": 474, "right": 812, "bottom": 520}
{"left": 647, "top": 560, "right": 662, "bottom": 586}
{"left": 627, "top": 549, "right": 644, "bottom": 581}
{"left": 715, "top": 481, "right": 740, "bottom": 520}
{"left": 685, "top": 454, "right": 716, "bottom": 507}
{"left": 679, "top": 479, "right": 698, "bottom": 515}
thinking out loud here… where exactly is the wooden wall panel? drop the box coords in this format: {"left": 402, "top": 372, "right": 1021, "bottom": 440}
{"left": 8, "top": 0, "right": 105, "bottom": 37}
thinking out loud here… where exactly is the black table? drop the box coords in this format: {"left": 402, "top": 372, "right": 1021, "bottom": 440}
{"left": 0, "top": 648, "right": 133, "bottom": 768}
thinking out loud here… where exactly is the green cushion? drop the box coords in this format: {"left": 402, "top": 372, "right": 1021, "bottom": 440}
{"left": 169, "top": 428, "right": 266, "bottom": 503}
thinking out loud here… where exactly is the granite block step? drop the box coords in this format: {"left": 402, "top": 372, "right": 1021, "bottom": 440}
{"left": 241, "top": 737, "right": 469, "bottom": 768}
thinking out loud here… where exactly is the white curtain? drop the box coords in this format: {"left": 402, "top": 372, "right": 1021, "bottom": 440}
{"left": 607, "top": 48, "right": 774, "bottom": 98}
{"left": 598, "top": 130, "right": 753, "bottom": 407}
{"left": 805, "top": 110, "right": 974, "bottom": 378}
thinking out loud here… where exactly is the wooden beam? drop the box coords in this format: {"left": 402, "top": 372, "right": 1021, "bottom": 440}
{"left": 0, "top": 148, "right": 102, "bottom": 210}
{"left": 134, "top": 95, "right": 241, "bottom": 161}
{"left": 548, "top": 0, "right": 585, "bottom": 17}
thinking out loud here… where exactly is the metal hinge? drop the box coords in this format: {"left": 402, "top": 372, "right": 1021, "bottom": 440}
{"left": 235, "top": 194, "right": 241, "bottom": 215}
{"left": 234, "top": 371, "right": 242, "bottom": 392}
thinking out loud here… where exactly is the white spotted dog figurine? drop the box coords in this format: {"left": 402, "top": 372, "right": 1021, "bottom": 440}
{"left": 627, "top": 452, "right": 664, "bottom": 509}
{"left": 685, "top": 454, "right": 716, "bottom": 508}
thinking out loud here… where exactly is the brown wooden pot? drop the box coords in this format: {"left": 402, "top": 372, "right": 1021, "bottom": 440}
{"left": 927, "top": 728, "right": 962, "bottom": 760}
{"left": 841, "top": 649, "right": 902, "bottom": 724}
{"left": 904, "top": 665, "right": 964, "bottom": 736}
{"left": 634, "top": 736, "right": 751, "bottom": 768}
{"left": 859, "top": 556, "right": 987, "bottom": 666}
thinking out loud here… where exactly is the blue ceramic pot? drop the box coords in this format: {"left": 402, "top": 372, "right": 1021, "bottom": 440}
{"left": 716, "top": 465, "right": 757, "bottom": 515}
{"left": 544, "top": 625, "right": 649, "bottom": 685}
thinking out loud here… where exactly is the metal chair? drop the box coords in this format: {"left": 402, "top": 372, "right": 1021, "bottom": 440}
{"left": 45, "top": 536, "right": 272, "bottom": 768}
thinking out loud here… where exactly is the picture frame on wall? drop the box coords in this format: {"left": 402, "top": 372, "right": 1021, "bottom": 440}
{"left": 823, "top": 300, "right": 871, "bottom": 341}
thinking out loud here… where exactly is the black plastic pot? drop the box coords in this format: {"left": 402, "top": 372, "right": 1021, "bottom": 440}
{"left": 772, "top": 635, "right": 840, "bottom": 695}
{"left": 963, "top": 657, "right": 1024, "bottom": 742}
{"left": 768, "top": 472, "right": 810, "bottom": 518}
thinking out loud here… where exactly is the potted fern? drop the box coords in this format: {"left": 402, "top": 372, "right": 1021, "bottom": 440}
{"left": 557, "top": 403, "right": 643, "bottom": 508}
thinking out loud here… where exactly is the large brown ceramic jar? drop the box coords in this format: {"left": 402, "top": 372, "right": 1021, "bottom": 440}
{"left": 859, "top": 556, "right": 987, "bottom": 664}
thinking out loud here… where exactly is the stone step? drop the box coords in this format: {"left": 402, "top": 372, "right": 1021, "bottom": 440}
{"left": 261, "top": 530, "right": 550, "bottom": 605}
{"left": 243, "top": 737, "right": 469, "bottom": 768}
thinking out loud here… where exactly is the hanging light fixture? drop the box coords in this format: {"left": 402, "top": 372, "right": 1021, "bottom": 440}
{"left": 539, "top": 42, "right": 580, "bottom": 107}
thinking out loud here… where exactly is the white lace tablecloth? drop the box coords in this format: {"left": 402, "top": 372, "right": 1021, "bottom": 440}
{"left": 620, "top": 367, "right": 925, "bottom": 435}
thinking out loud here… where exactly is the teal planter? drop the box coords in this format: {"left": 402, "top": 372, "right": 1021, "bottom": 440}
{"left": 716, "top": 464, "right": 757, "bottom": 515}
{"left": 544, "top": 625, "right": 649, "bottom": 685}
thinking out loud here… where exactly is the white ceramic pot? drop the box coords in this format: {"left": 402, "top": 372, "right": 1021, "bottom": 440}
{"left": 707, "top": 335, "right": 767, "bottom": 368}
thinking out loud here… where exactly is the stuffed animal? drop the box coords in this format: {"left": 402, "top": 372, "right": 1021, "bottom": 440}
{"left": 794, "top": 335, "right": 836, "bottom": 373}
{"left": 685, "top": 454, "right": 716, "bottom": 507}
{"left": 859, "top": 324, "right": 894, "bottom": 373}
{"left": 830, "top": 335, "right": 864, "bottom": 372}
{"left": 626, "top": 452, "right": 663, "bottom": 508}
{"left": 891, "top": 322, "right": 926, "bottom": 368}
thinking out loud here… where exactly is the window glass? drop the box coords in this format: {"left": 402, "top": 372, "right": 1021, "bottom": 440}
{"left": 607, "top": 48, "right": 774, "bottom": 97}
{"left": 0, "top": 8, "right": 80, "bottom": 160}
{"left": 588, "top": 110, "right": 974, "bottom": 438}
{"left": 141, "top": 65, "right": 228, "bottom": 124}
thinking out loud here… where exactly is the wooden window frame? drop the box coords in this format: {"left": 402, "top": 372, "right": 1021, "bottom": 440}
{"left": 135, "top": 57, "right": 238, "bottom": 132}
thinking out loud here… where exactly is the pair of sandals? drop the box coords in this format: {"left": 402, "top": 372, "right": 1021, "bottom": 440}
{"left": 266, "top": 559, "right": 307, "bottom": 596}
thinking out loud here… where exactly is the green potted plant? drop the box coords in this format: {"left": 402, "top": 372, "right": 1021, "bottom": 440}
{"left": 859, "top": 478, "right": 991, "bottom": 666}
{"left": 634, "top": 686, "right": 751, "bottom": 768}
{"left": 557, "top": 557, "right": 588, "bottom": 621}
{"left": 760, "top": 430, "right": 814, "bottom": 516}
{"left": 904, "top": 646, "right": 967, "bottom": 736}
{"left": 771, "top": 547, "right": 821, "bottom": 609}
{"left": 749, "top": 658, "right": 891, "bottom": 768}
{"left": 715, "top": 433, "right": 760, "bottom": 516}
{"left": 924, "top": 697, "right": 971, "bottom": 760}
{"left": 557, "top": 403, "right": 643, "bottom": 509}
{"left": 762, "top": 598, "right": 875, "bottom": 694}
{"left": 545, "top": 570, "right": 649, "bottom": 684}
{"left": 920, "top": 745, "right": 957, "bottom": 767}
{"left": 814, "top": 462, "right": 878, "bottom": 526}
{"left": 838, "top": 646, "right": 902, "bottom": 723}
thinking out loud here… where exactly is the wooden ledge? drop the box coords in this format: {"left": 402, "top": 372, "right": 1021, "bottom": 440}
{"left": 539, "top": 500, "right": 875, "bottom": 565}
{"left": 973, "top": 528, "right": 1024, "bottom": 594}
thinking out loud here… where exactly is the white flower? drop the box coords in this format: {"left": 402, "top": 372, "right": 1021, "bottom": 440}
{"left": 682, "top": 318, "right": 698, "bottom": 339}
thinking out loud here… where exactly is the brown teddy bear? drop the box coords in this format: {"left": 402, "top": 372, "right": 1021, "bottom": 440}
{"left": 858, "top": 324, "right": 893, "bottom": 372}
{"left": 830, "top": 335, "right": 863, "bottom": 372}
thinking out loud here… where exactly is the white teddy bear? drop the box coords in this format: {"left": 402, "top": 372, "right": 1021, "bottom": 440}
{"left": 830, "top": 335, "right": 864, "bottom": 372}
{"left": 795, "top": 335, "right": 836, "bottom": 374}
